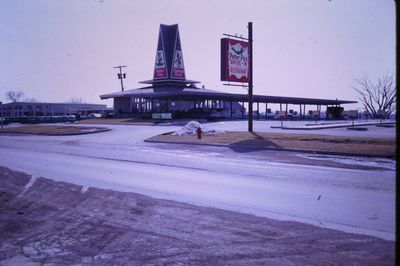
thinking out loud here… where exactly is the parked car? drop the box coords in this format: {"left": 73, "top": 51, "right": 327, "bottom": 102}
{"left": 87, "top": 113, "right": 102, "bottom": 118}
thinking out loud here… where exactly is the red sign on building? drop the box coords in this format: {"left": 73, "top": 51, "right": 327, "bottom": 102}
{"left": 221, "top": 38, "right": 249, "bottom": 82}
{"left": 171, "top": 31, "right": 185, "bottom": 79}
{"left": 153, "top": 24, "right": 186, "bottom": 80}
{"left": 153, "top": 28, "right": 168, "bottom": 79}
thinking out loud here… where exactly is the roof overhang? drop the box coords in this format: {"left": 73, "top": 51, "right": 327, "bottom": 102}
{"left": 100, "top": 86, "right": 357, "bottom": 105}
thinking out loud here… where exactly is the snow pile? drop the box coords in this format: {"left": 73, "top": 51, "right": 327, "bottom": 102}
{"left": 172, "top": 121, "right": 225, "bottom": 136}
{"left": 81, "top": 128, "right": 100, "bottom": 133}
{"left": 4, "top": 123, "right": 24, "bottom": 128}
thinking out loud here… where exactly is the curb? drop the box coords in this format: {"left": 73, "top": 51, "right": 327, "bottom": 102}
{"left": 144, "top": 139, "right": 395, "bottom": 159}
{"left": 0, "top": 128, "right": 111, "bottom": 136}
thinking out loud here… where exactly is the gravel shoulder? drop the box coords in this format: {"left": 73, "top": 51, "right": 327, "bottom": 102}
{"left": 0, "top": 166, "right": 394, "bottom": 265}
{"left": 146, "top": 131, "right": 396, "bottom": 158}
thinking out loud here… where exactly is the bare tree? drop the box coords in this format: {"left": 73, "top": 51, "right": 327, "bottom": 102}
{"left": 352, "top": 74, "right": 396, "bottom": 118}
{"left": 6, "top": 91, "right": 24, "bottom": 103}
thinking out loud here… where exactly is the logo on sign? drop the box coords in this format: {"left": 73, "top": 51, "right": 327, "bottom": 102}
{"left": 221, "top": 38, "right": 249, "bottom": 82}
{"left": 153, "top": 29, "right": 168, "bottom": 79}
{"left": 155, "top": 51, "right": 165, "bottom": 67}
{"left": 171, "top": 32, "right": 185, "bottom": 79}
{"left": 154, "top": 50, "right": 167, "bottom": 78}
{"left": 228, "top": 42, "right": 248, "bottom": 79}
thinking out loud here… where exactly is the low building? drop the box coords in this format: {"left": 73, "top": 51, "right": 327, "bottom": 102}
{"left": 0, "top": 102, "right": 109, "bottom": 118}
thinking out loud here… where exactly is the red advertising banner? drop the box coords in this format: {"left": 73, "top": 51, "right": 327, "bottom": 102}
{"left": 221, "top": 38, "right": 249, "bottom": 82}
{"left": 154, "top": 50, "right": 167, "bottom": 79}
{"left": 171, "top": 31, "right": 186, "bottom": 79}
{"left": 153, "top": 30, "right": 168, "bottom": 79}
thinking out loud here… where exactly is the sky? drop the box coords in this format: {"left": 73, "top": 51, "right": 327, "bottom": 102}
{"left": 0, "top": 0, "right": 396, "bottom": 109}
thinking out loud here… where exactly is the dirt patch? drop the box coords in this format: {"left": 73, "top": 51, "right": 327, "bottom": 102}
{"left": 0, "top": 166, "right": 394, "bottom": 265}
{"left": 0, "top": 125, "right": 110, "bottom": 135}
{"left": 146, "top": 131, "right": 395, "bottom": 157}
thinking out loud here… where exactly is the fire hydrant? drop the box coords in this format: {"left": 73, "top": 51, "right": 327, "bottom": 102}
{"left": 196, "top": 126, "right": 202, "bottom": 139}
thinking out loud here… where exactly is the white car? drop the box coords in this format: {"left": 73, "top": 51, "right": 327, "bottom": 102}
{"left": 87, "top": 113, "right": 102, "bottom": 118}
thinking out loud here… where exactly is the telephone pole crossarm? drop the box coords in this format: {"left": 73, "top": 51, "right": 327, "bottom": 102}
{"left": 113, "top": 65, "right": 127, "bottom": 91}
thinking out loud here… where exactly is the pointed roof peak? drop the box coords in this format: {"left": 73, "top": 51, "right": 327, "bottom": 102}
{"left": 140, "top": 24, "right": 199, "bottom": 86}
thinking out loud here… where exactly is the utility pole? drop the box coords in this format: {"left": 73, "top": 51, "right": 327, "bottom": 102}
{"left": 248, "top": 22, "right": 253, "bottom": 132}
{"left": 113, "top": 65, "right": 127, "bottom": 91}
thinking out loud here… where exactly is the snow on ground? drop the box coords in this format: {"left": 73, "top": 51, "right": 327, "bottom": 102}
{"left": 172, "top": 120, "right": 225, "bottom": 136}
{"left": 2, "top": 123, "right": 24, "bottom": 128}
{"left": 208, "top": 119, "right": 395, "bottom": 138}
{"left": 298, "top": 154, "right": 396, "bottom": 171}
{"left": 0, "top": 147, "right": 395, "bottom": 240}
{"left": 0, "top": 120, "right": 396, "bottom": 240}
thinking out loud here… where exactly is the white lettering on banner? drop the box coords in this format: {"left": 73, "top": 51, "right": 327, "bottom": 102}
{"left": 228, "top": 42, "right": 249, "bottom": 80}
{"left": 173, "top": 69, "right": 185, "bottom": 77}
{"left": 154, "top": 68, "right": 166, "bottom": 78}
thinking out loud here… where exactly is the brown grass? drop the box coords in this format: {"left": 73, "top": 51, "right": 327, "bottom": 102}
{"left": 146, "top": 131, "right": 395, "bottom": 157}
{"left": 0, "top": 125, "right": 110, "bottom": 135}
{"left": 78, "top": 118, "right": 155, "bottom": 125}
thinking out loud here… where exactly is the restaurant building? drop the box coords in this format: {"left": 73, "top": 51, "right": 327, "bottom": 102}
{"left": 100, "top": 24, "right": 356, "bottom": 119}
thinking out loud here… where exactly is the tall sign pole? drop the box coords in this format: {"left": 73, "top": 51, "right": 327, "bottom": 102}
{"left": 221, "top": 23, "right": 253, "bottom": 132}
{"left": 113, "top": 65, "right": 127, "bottom": 91}
{"left": 0, "top": 101, "right": 3, "bottom": 130}
{"left": 248, "top": 22, "right": 253, "bottom": 132}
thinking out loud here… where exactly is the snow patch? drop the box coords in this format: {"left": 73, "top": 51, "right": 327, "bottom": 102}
{"left": 81, "top": 128, "right": 101, "bottom": 133}
{"left": 21, "top": 174, "right": 38, "bottom": 194}
{"left": 298, "top": 154, "right": 396, "bottom": 171}
{"left": 172, "top": 121, "right": 225, "bottom": 136}
{"left": 3, "top": 123, "right": 24, "bottom": 128}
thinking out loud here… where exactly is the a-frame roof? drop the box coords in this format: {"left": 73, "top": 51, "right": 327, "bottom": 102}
{"left": 145, "top": 24, "right": 199, "bottom": 85}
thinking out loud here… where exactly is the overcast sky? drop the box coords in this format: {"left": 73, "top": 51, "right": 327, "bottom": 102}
{"left": 0, "top": 0, "right": 395, "bottom": 109}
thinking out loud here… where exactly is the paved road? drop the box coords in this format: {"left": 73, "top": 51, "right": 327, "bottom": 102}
{"left": 1, "top": 167, "right": 394, "bottom": 265}
{"left": 0, "top": 124, "right": 395, "bottom": 240}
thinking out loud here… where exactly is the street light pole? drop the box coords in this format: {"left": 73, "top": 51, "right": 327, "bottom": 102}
{"left": 113, "top": 65, "right": 127, "bottom": 91}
